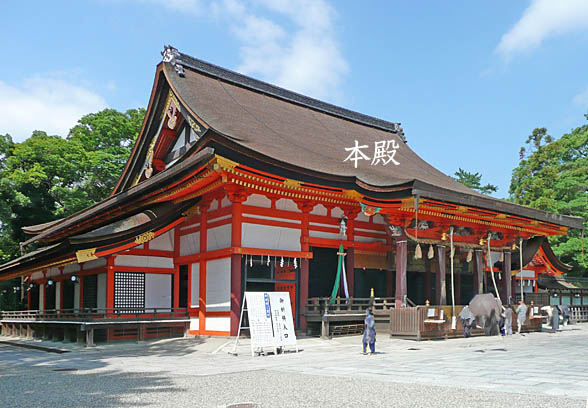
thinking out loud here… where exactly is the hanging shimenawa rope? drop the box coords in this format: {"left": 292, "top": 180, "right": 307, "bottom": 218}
{"left": 414, "top": 195, "right": 422, "bottom": 259}
{"left": 487, "top": 232, "right": 501, "bottom": 304}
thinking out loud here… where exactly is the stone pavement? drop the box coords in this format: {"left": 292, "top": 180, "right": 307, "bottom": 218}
{"left": 1, "top": 324, "right": 587, "bottom": 407}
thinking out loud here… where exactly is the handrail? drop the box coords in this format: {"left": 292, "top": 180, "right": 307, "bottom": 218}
{"left": 305, "top": 297, "right": 396, "bottom": 315}
{"left": 0, "top": 307, "right": 189, "bottom": 321}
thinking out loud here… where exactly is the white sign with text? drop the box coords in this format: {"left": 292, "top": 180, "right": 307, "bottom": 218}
{"left": 244, "top": 291, "right": 297, "bottom": 354}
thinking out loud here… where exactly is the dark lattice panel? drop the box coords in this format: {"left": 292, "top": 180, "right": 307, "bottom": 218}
{"left": 114, "top": 272, "right": 145, "bottom": 313}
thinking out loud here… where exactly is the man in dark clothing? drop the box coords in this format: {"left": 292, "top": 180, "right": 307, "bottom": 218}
{"left": 362, "top": 308, "right": 376, "bottom": 354}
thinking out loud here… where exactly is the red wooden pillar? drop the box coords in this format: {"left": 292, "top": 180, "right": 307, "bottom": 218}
{"left": 436, "top": 246, "right": 447, "bottom": 305}
{"left": 106, "top": 256, "right": 115, "bottom": 311}
{"left": 395, "top": 239, "right": 407, "bottom": 308}
{"left": 199, "top": 201, "right": 210, "bottom": 333}
{"left": 173, "top": 226, "right": 181, "bottom": 311}
{"left": 228, "top": 188, "right": 247, "bottom": 336}
{"left": 298, "top": 201, "right": 313, "bottom": 331}
{"left": 27, "top": 285, "right": 31, "bottom": 310}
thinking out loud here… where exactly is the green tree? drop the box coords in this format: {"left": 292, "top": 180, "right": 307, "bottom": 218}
{"left": 509, "top": 121, "right": 588, "bottom": 275}
{"left": 0, "top": 108, "right": 145, "bottom": 261}
{"left": 67, "top": 108, "right": 145, "bottom": 207}
{"left": 453, "top": 168, "right": 498, "bottom": 195}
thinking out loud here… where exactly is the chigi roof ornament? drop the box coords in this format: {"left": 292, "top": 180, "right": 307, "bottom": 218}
{"left": 161, "top": 45, "right": 185, "bottom": 77}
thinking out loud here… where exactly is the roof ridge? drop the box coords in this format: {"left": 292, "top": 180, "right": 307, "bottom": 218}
{"left": 162, "top": 45, "right": 406, "bottom": 141}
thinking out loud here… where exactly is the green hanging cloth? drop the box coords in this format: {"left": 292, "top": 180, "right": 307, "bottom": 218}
{"left": 329, "top": 244, "right": 344, "bottom": 303}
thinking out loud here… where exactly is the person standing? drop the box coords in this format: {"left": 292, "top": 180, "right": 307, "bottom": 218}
{"left": 362, "top": 308, "right": 376, "bottom": 354}
{"left": 516, "top": 300, "right": 528, "bottom": 334}
{"left": 504, "top": 305, "right": 513, "bottom": 336}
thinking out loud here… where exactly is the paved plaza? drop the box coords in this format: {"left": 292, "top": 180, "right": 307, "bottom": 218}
{"left": 1, "top": 325, "right": 588, "bottom": 407}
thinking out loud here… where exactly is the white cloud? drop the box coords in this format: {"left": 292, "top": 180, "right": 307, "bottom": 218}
{"left": 572, "top": 85, "right": 588, "bottom": 106}
{"left": 497, "top": 0, "right": 588, "bottom": 59}
{"left": 213, "top": 0, "right": 348, "bottom": 101}
{"left": 0, "top": 77, "right": 108, "bottom": 142}
{"left": 138, "top": 0, "right": 203, "bottom": 14}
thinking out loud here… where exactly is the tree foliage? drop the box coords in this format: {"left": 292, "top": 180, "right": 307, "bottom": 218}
{"left": 0, "top": 108, "right": 145, "bottom": 262}
{"left": 509, "top": 119, "right": 588, "bottom": 275}
{"left": 453, "top": 168, "right": 498, "bottom": 195}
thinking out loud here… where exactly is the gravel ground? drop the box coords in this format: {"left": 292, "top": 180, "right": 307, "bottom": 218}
{"left": 0, "top": 364, "right": 584, "bottom": 408}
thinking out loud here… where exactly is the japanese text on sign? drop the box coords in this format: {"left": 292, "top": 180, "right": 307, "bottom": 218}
{"left": 344, "top": 139, "right": 400, "bottom": 168}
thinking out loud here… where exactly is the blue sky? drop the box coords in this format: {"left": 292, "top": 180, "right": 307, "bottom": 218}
{"left": 2, "top": 0, "right": 588, "bottom": 198}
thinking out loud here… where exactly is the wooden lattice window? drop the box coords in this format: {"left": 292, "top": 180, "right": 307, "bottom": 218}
{"left": 114, "top": 272, "right": 145, "bottom": 313}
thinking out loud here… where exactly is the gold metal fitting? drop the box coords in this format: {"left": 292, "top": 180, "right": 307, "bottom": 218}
{"left": 441, "top": 232, "right": 448, "bottom": 241}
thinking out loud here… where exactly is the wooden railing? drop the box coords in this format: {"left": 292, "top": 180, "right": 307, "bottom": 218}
{"left": 0, "top": 307, "right": 189, "bottom": 321}
{"left": 569, "top": 305, "right": 588, "bottom": 323}
{"left": 305, "top": 297, "right": 397, "bottom": 316}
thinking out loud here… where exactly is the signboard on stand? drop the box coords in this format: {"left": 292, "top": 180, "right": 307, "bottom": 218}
{"left": 233, "top": 291, "right": 298, "bottom": 356}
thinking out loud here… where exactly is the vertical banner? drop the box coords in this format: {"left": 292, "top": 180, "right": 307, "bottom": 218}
{"left": 268, "top": 292, "right": 297, "bottom": 347}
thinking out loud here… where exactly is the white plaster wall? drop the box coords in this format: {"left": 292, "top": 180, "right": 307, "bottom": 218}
{"left": 310, "top": 204, "right": 327, "bottom": 216}
{"left": 332, "top": 207, "right": 344, "bottom": 219}
{"left": 242, "top": 223, "right": 301, "bottom": 251}
{"left": 145, "top": 273, "right": 172, "bottom": 309}
{"left": 354, "top": 235, "right": 386, "bottom": 244}
{"left": 205, "top": 316, "right": 230, "bottom": 332}
{"left": 55, "top": 282, "right": 61, "bottom": 310}
{"left": 373, "top": 214, "right": 386, "bottom": 224}
{"left": 220, "top": 195, "right": 231, "bottom": 208}
{"left": 39, "top": 284, "right": 44, "bottom": 311}
{"left": 191, "top": 263, "right": 200, "bottom": 308}
{"left": 189, "top": 317, "right": 199, "bottom": 331}
{"left": 209, "top": 199, "right": 219, "bottom": 212}
{"left": 207, "top": 224, "right": 231, "bottom": 252}
{"left": 276, "top": 198, "right": 300, "bottom": 212}
{"left": 356, "top": 212, "right": 370, "bottom": 222}
{"left": 63, "top": 263, "right": 81, "bottom": 274}
{"left": 84, "top": 257, "right": 107, "bottom": 270}
{"left": 244, "top": 193, "right": 271, "bottom": 208}
{"left": 180, "top": 231, "right": 200, "bottom": 256}
{"left": 515, "top": 270, "right": 535, "bottom": 278}
{"left": 47, "top": 267, "right": 61, "bottom": 277}
{"left": 74, "top": 284, "right": 80, "bottom": 311}
{"left": 309, "top": 230, "right": 341, "bottom": 241}
{"left": 114, "top": 255, "right": 173, "bottom": 269}
{"left": 31, "top": 271, "right": 44, "bottom": 280}
{"left": 97, "top": 273, "right": 106, "bottom": 310}
{"left": 206, "top": 258, "right": 231, "bottom": 312}
{"left": 149, "top": 229, "right": 174, "bottom": 251}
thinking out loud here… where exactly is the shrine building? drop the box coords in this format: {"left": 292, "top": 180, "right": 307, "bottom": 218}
{"left": 0, "top": 46, "right": 584, "bottom": 343}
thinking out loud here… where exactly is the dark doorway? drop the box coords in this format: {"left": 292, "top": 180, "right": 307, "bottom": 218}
{"left": 354, "top": 269, "right": 387, "bottom": 297}
{"left": 242, "top": 258, "right": 298, "bottom": 326}
{"left": 62, "top": 280, "right": 75, "bottom": 310}
{"left": 45, "top": 283, "right": 56, "bottom": 310}
{"left": 83, "top": 275, "right": 98, "bottom": 309}
{"left": 309, "top": 247, "right": 338, "bottom": 298}
{"left": 179, "top": 265, "right": 189, "bottom": 308}
{"left": 30, "top": 285, "right": 39, "bottom": 310}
